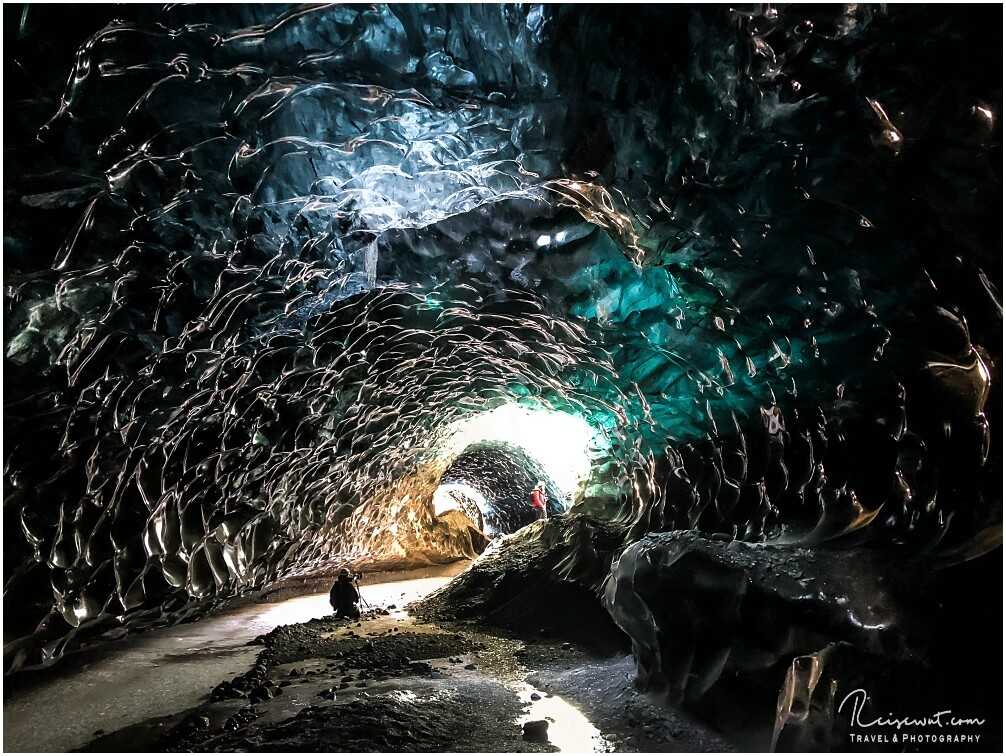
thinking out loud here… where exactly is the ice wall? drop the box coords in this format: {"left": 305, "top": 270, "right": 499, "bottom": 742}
{"left": 4, "top": 5, "right": 1000, "bottom": 672}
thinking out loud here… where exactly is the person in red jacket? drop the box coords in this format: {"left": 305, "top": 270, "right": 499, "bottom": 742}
{"left": 530, "top": 482, "right": 548, "bottom": 521}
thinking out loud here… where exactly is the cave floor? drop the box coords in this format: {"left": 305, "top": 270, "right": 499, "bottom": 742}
{"left": 5, "top": 571, "right": 734, "bottom": 753}
{"left": 80, "top": 606, "right": 733, "bottom": 753}
{"left": 2, "top": 568, "right": 464, "bottom": 753}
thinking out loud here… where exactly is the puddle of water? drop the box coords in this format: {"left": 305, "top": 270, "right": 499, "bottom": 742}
{"left": 389, "top": 689, "right": 419, "bottom": 702}
{"left": 517, "top": 683, "right": 611, "bottom": 753}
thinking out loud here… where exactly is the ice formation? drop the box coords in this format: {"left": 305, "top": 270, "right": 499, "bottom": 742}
{"left": 4, "top": 4, "right": 1000, "bottom": 681}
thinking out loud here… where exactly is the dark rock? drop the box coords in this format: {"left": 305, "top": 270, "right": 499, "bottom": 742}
{"left": 180, "top": 714, "right": 210, "bottom": 731}
{"left": 409, "top": 661, "right": 432, "bottom": 675}
{"left": 211, "top": 681, "right": 235, "bottom": 701}
{"left": 222, "top": 707, "right": 262, "bottom": 733}
{"left": 530, "top": 692, "right": 541, "bottom": 701}
{"left": 249, "top": 685, "right": 274, "bottom": 703}
{"left": 317, "top": 688, "right": 338, "bottom": 700}
{"left": 464, "top": 663, "right": 477, "bottom": 670}
{"left": 522, "top": 720, "right": 549, "bottom": 743}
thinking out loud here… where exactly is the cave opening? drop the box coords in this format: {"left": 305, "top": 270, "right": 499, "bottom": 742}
{"left": 435, "top": 443, "right": 558, "bottom": 536}
{"left": 430, "top": 402, "right": 605, "bottom": 536}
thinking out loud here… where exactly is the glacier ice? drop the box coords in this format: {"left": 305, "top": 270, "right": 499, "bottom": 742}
{"left": 3, "top": 3, "right": 1000, "bottom": 692}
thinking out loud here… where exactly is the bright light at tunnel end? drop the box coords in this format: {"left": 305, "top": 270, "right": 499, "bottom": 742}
{"left": 433, "top": 483, "right": 487, "bottom": 519}
{"left": 438, "top": 403, "right": 603, "bottom": 505}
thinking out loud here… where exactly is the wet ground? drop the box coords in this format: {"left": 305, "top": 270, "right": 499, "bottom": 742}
{"left": 5, "top": 565, "right": 734, "bottom": 753}
{"left": 2, "top": 566, "right": 466, "bottom": 753}
{"left": 84, "top": 603, "right": 730, "bottom": 751}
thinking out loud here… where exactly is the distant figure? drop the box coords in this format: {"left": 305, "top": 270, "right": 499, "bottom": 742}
{"left": 329, "top": 568, "right": 361, "bottom": 619}
{"left": 530, "top": 482, "right": 548, "bottom": 521}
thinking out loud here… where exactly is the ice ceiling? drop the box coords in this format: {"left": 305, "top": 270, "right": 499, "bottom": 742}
{"left": 3, "top": 5, "right": 1001, "bottom": 673}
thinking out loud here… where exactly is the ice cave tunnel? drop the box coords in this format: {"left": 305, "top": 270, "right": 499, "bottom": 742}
{"left": 3, "top": 3, "right": 1002, "bottom": 752}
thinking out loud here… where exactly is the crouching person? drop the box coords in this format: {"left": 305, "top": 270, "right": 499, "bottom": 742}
{"left": 329, "top": 567, "right": 361, "bottom": 619}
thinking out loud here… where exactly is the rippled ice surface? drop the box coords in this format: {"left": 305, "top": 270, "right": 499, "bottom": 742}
{"left": 3, "top": 5, "right": 1000, "bottom": 671}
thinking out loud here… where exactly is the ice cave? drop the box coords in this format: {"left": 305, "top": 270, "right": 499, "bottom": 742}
{"left": 3, "top": 4, "right": 1002, "bottom": 753}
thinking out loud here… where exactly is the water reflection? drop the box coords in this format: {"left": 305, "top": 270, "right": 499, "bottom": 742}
{"left": 517, "top": 682, "right": 611, "bottom": 753}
